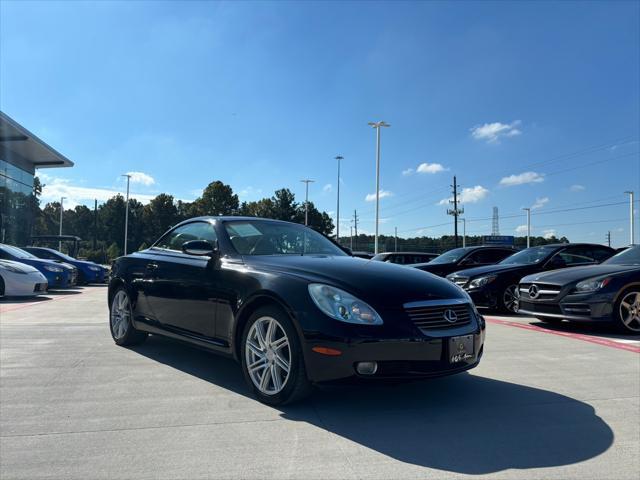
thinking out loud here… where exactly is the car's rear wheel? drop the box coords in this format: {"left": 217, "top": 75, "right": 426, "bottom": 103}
{"left": 109, "top": 288, "right": 147, "bottom": 346}
{"left": 241, "top": 306, "right": 311, "bottom": 405}
{"left": 615, "top": 289, "right": 640, "bottom": 334}
{"left": 500, "top": 284, "right": 520, "bottom": 313}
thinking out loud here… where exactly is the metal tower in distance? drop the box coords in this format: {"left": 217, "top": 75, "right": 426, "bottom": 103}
{"left": 492, "top": 207, "right": 500, "bottom": 236}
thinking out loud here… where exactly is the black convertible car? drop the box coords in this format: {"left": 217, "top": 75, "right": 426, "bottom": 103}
{"left": 108, "top": 217, "right": 486, "bottom": 405}
{"left": 518, "top": 245, "right": 640, "bottom": 333}
{"left": 446, "top": 243, "right": 616, "bottom": 313}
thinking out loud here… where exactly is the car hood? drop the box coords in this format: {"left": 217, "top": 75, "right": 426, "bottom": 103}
{"left": 449, "top": 263, "right": 534, "bottom": 278}
{"left": 243, "top": 255, "right": 468, "bottom": 305}
{"left": 0, "top": 259, "right": 40, "bottom": 274}
{"left": 521, "top": 264, "right": 640, "bottom": 284}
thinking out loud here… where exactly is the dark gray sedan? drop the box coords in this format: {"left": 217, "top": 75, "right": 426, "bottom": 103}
{"left": 518, "top": 246, "right": 640, "bottom": 334}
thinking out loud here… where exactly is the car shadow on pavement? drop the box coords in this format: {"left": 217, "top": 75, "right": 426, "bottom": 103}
{"left": 132, "top": 335, "right": 614, "bottom": 475}
{"left": 47, "top": 289, "right": 84, "bottom": 295}
{"left": 0, "top": 296, "right": 52, "bottom": 304}
{"left": 530, "top": 320, "right": 640, "bottom": 339}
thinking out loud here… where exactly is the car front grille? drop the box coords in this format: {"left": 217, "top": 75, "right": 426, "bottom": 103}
{"left": 518, "top": 301, "right": 562, "bottom": 315}
{"left": 519, "top": 283, "right": 561, "bottom": 301}
{"left": 33, "top": 283, "right": 47, "bottom": 293}
{"left": 405, "top": 302, "right": 473, "bottom": 331}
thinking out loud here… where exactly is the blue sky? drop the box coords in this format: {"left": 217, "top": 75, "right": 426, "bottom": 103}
{"left": 1, "top": 1, "right": 638, "bottom": 246}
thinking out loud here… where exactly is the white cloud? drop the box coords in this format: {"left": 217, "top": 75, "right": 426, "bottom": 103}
{"left": 126, "top": 171, "right": 155, "bottom": 186}
{"left": 470, "top": 120, "right": 522, "bottom": 143}
{"left": 531, "top": 197, "right": 549, "bottom": 210}
{"left": 237, "top": 186, "right": 263, "bottom": 199}
{"left": 570, "top": 184, "right": 585, "bottom": 192}
{"left": 542, "top": 229, "right": 557, "bottom": 239}
{"left": 402, "top": 168, "right": 414, "bottom": 176}
{"left": 515, "top": 225, "right": 528, "bottom": 234}
{"left": 417, "top": 162, "right": 446, "bottom": 174}
{"left": 438, "top": 185, "right": 489, "bottom": 205}
{"left": 365, "top": 190, "right": 393, "bottom": 202}
{"left": 499, "top": 171, "right": 544, "bottom": 187}
{"left": 322, "top": 183, "right": 333, "bottom": 193}
{"left": 41, "top": 177, "right": 156, "bottom": 208}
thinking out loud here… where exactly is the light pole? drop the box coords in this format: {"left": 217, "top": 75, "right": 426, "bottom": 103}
{"left": 625, "top": 191, "right": 635, "bottom": 245}
{"left": 523, "top": 207, "right": 531, "bottom": 248}
{"left": 121, "top": 174, "right": 131, "bottom": 255}
{"left": 301, "top": 179, "right": 314, "bottom": 226}
{"left": 368, "top": 121, "right": 390, "bottom": 254}
{"left": 335, "top": 155, "right": 343, "bottom": 242}
{"left": 58, "top": 196, "right": 66, "bottom": 251}
{"left": 461, "top": 218, "right": 466, "bottom": 248}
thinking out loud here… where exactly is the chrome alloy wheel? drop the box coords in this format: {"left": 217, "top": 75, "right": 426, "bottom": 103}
{"left": 245, "top": 316, "right": 291, "bottom": 395}
{"left": 503, "top": 285, "right": 519, "bottom": 313}
{"left": 619, "top": 291, "right": 640, "bottom": 333}
{"left": 110, "top": 290, "right": 131, "bottom": 340}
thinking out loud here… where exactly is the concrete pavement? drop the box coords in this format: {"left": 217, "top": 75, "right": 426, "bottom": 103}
{"left": 1, "top": 286, "right": 638, "bottom": 479}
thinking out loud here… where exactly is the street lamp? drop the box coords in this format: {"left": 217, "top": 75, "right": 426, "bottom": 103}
{"left": 59, "top": 196, "right": 66, "bottom": 251}
{"left": 300, "top": 179, "right": 314, "bottom": 226}
{"left": 461, "top": 218, "right": 466, "bottom": 248}
{"left": 625, "top": 191, "right": 635, "bottom": 245}
{"left": 523, "top": 208, "right": 531, "bottom": 248}
{"left": 334, "top": 155, "right": 343, "bottom": 242}
{"left": 121, "top": 174, "right": 131, "bottom": 255}
{"left": 368, "top": 121, "right": 390, "bottom": 254}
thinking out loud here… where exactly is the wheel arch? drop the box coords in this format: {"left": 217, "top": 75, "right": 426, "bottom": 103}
{"left": 613, "top": 282, "right": 640, "bottom": 305}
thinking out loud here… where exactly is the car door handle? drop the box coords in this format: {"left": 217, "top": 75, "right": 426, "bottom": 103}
{"left": 146, "top": 263, "right": 159, "bottom": 271}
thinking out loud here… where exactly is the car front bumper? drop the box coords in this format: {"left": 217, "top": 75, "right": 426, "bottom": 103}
{"left": 518, "top": 292, "right": 615, "bottom": 322}
{"left": 302, "top": 317, "right": 486, "bottom": 383}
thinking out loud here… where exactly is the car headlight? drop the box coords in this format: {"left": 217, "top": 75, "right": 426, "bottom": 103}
{"left": 87, "top": 265, "right": 101, "bottom": 271}
{"left": 0, "top": 264, "right": 27, "bottom": 274}
{"left": 575, "top": 277, "right": 611, "bottom": 293}
{"left": 43, "top": 265, "right": 64, "bottom": 273}
{"left": 468, "top": 275, "right": 497, "bottom": 289}
{"left": 308, "top": 283, "right": 383, "bottom": 325}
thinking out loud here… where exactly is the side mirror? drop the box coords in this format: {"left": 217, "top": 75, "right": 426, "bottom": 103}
{"left": 182, "top": 240, "right": 218, "bottom": 257}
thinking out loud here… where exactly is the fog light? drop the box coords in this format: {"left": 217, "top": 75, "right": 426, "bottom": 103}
{"left": 356, "top": 361, "right": 378, "bottom": 375}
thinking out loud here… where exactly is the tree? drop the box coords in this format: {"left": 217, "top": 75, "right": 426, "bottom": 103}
{"left": 271, "top": 188, "right": 298, "bottom": 222}
{"left": 142, "top": 194, "right": 179, "bottom": 241}
{"left": 106, "top": 242, "right": 121, "bottom": 260}
{"left": 239, "top": 198, "right": 275, "bottom": 218}
{"left": 191, "top": 181, "right": 239, "bottom": 216}
{"left": 295, "top": 201, "right": 334, "bottom": 236}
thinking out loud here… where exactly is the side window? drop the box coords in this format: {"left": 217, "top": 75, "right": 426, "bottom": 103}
{"left": 494, "top": 249, "right": 516, "bottom": 262}
{"left": 590, "top": 247, "right": 614, "bottom": 263}
{"left": 0, "top": 250, "right": 10, "bottom": 260}
{"left": 155, "top": 222, "right": 217, "bottom": 251}
{"left": 467, "top": 250, "right": 492, "bottom": 264}
{"left": 557, "top": 247, "right": 596, "bottom": 266}
{"left": 390, "top": 255, "right": 404, "bottom": 264}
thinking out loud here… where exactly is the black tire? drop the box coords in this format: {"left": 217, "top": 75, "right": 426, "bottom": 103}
{"left": 0, "top": 275, "right": 5, "bottom": 297}
{"left": 240, "top": 305, "right": 312, "bottom": 405}
{"left": 109, "top": 287, "right": 147, "bottom": 346}
{"left": 614, "top": 288, "right": 640, "bottom": 335}
{"left": 499, "top": 284, "right": 520, "bottom": 314}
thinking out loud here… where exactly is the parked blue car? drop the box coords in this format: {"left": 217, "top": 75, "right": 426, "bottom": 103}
{"left": 23, "top": 247, "right": 107, "bottom": 284}
{"left": 0, "top": 244, "right": 77, "bottom": 288}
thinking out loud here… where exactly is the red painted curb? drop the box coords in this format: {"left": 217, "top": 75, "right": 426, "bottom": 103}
{"left": 486, "top": 317, "right": 640, "bottom": 354}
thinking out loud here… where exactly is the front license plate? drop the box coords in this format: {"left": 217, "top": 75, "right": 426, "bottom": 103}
{"left": 449, "top": 335, "right": 474, "bottom": 363}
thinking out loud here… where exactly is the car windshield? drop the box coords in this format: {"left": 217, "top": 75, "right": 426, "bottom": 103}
{"left": 499, "top": 246, "right": 557, "bottom": 265}
{"left": 428, "top": 248, "right": 468, "bottom": 264}
{"left": 224, "top": 220, "right": 346, "bottom": 256}
{"left": 604, "top": 246, "right": 640, "bottom": 265}
{"left": 1, "top": 245, "right": 38, "bottom": 259}
{"left": 48, "top": 249, "right": 75, "bottom": 261}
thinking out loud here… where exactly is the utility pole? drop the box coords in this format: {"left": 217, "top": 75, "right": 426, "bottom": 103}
{"left": 625, "top": 191, "right": 635, "bottom": 245}
{"left": 368, "top": 121, "right": 390, "bottom": 254}
{"left": 523, "top": 207, "right": 531, "bottom": 248}
{"left": 58, "top": 196, "right": 66, "bottom": 251}
{"left": 350, "top": 226, "right": 353, "bottom": 250}
{"left": 335, "top": 155, "right": 343, "bottom": 242}
{"left": 121, "top": 174, "right": 131, "bottom": 255}
{"left": 93, "top": 199, "right": 98, "bottom": 250}
{"left": 353, "top": 209, "right": 359, "bottom": 250}
{"left": 446, "top": 176, "right": 463, "bottom": 247}
{"left": 606, "top": 231, "right": 611, "bottom": 248}
{"left": 300, "top": 179, "right": 314, "bottom": 226}
{"left": 394, "top": 227, "right": 398, "bottom": 252}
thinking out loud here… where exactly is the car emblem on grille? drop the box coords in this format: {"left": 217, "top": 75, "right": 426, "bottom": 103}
{"left": 528, "top": 284, "right": 539, "bottom": 299}
{"left": 443, "top": 309, "right": 458, "bottom": 323}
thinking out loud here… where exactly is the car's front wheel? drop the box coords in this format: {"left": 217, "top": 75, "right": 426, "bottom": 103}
{"left": 500, "top": 284, "right": 520, "bottom": 314}
{"left": 615, "top": 289, "right": 640, "bottom": 334}
{"left": 109, "top": 288, "right": 147, "bottom": 346}
{"left": 241, "top": 306, "right": 311, "bottom": 405}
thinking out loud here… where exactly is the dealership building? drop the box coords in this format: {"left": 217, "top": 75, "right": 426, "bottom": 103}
{"left": 0, "top": 111, "right": 74, "bottom": 245}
